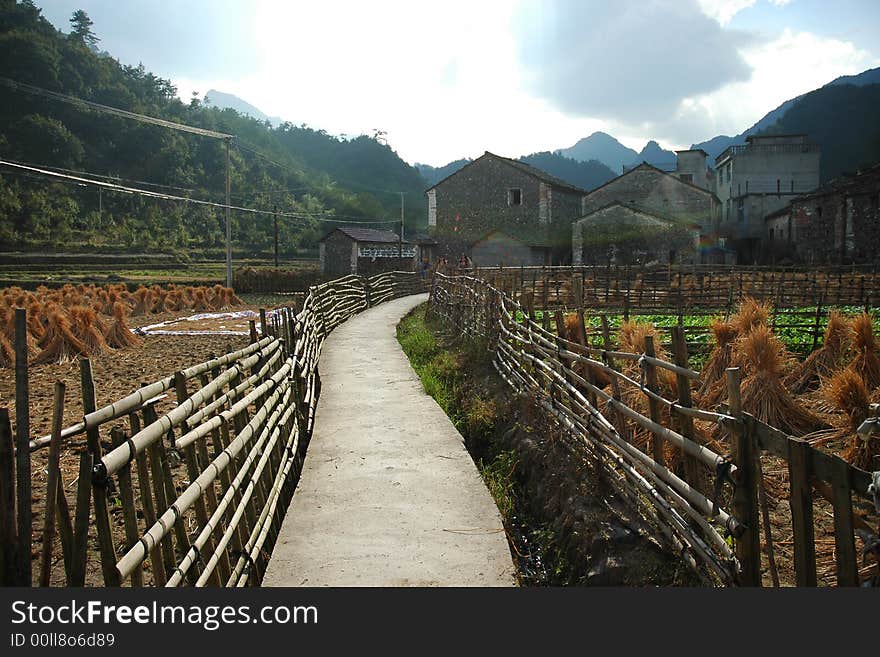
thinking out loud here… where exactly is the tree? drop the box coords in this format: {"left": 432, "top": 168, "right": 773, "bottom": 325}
{"left": 69, "top": 9, "right": 98, "bottom": 48}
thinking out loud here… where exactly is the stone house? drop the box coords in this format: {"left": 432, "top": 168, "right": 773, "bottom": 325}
{"left": 714, "top": 134, "right": 820, "bottom": 262}
{"left": 425, "top": 151, "right": 586, "bottom": 266}
{"left": 788, "top": 163, "right": 880, "bottom": 264}
{"left": 572, "top": 203, "right": 699, "bottom": 266}
{"left": 577, "top": 161, "right": 720, "bottom": 263}
{"left": 318, "top": 227, "right": 416, "bottom": 276}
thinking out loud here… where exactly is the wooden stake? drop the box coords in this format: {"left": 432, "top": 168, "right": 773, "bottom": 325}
{"left": 788, "top": 437, "right": 817, "bottom": 586}
{"left": 80, "top": 358, "right": 120, "bottom": 587}
{"left": 111, "top": 426, "right": 142, "bottom": 587}
{"left": 39, "top": 381, "right": 65, "bottom": 587}
{"left": 642, "top": 336, "right": 665, "bottom": 466}
{"left": 726, "top": 368, "right": 761, "bottom": 586}
{"left": 70, "top": 450, "right": 92, "bottom": 587}
{"left": 830, "top": 455, "right": 858, "bottom": 586}
{"left": 14, "top": 308, "right": 31, "bottom": 585}
{"left": 0, "top": 408, "right": 17, "bottom": 586}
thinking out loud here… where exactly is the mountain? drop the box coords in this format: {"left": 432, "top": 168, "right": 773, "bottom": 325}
{"left": 415, "top": 159, "right": 471, "bottom": 187}
{"left": 691, "top": 66, "right": 880, "bottom": 162}
{"left": 204, "top": 89, "right": 285, "bottom": 127}
{"left": 518, "top": 152, "right": 616, "bottom": 191}
{"left": 556, "top": 132, "right": 638, "bottom": 173}
{"left": 759, "top": 82, "right": 880, "bottom": 182}
{"left": 633, "top": 140, "right": 677, "bottom": 171}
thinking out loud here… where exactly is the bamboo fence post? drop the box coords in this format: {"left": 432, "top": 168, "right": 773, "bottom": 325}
{"left": 259, "top": 308, "right": 268, "bottom": 336}
{"left": 753, "top": 444, "right": 779, "bottom": 587}
{"left": 14, "top": 308, "right": 31, "bottom": 585}
{"left": 642, "top": 336, "right": 665, "bottom": 466}
{"left": 111, "top": 426, "right": 142, "bottom": 587}
{"left": 142, "top": 404, "right": 177, "bottom": 578}
{"left": 69, "top": 450, "right": 92, "bottom": 587}
{"left": 811, "top": 294, "right": 824, "bottom": 352}
{"left": 671, "top": 326, "right": 701, "bottom": 490}
{"left": 829, "top": 455, "right": 858, "bottom": 586}
{"left": 541, "top": 270, "right": 550, "bottom": 331}
{"left": 726, "top": 368, "right": 761, "bottom": 586}
{"left": 80, "top": 358, "right": 120, "bottom": 587}
{"left": 788, "top": 437, "right": 817, "bottom": 587}
{"left": 249, "top": 320, "right": 258, "bottom": 344}
{"left": 39, "top": 381, "right": 65, "bottom": 587}
{"left": 0, "top": 408, "right": 17, "bottom": 586}
{"left": 600, "top": 314, "right": 629, "bottom": 442}
{"left": 54, "top": 467, "right": 74, "bottom": 584}
{"left": 130, "top": 411, "right": 166, "bottom": 587}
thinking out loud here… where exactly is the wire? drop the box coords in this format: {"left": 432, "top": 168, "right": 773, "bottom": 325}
{"left": 0, "top": 159, "right": 400, "bottom": 225}
{"left": 0, "top": 76, "right": 232, "bottom": 140}
{"left": 0, "top": 157, "right": 201, "bottom": 194}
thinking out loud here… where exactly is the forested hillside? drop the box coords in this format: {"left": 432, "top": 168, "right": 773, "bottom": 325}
{"left": 0, "top": 1, "right": 426, "bottom": 257}
{"left": 761, "top": 83, "right": 880, "bottom": 182}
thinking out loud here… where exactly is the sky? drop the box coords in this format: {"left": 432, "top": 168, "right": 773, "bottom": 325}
{"left": 35, "top": 0, "right": 880, "bottom": 166}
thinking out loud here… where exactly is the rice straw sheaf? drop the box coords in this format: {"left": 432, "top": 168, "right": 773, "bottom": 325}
{"left": 733, "top": 325, "right": 826, "bottom": 436}
{"left": 33, "top": 311, "right": 88, "bottom": 365}
{"left": 105, "top": 302, "right": 142, "bottom": 349}
{"left": 784, "top": 311, "right": 851, "bottom": 394}
{"left": 562, "top": 312, "right": 611, "bottom": 388}
{"left": 2, "top": 306, "right": 40, "bottom": 359}
{"left": 0, "top": 333, "right": 14, "bottom": 368}
{"left": 848, "top": 312, "right": 880, "bottom": 390}
{"left": 617, "top": 320, "right": 677, "bottom": 391}
{"left": 730, "top": 296, "right": 771, "bottom": 335}
{"left": 228, "top": 287, "right": 246, "bottom": 306}
{"left": 151, "top": 290, "right": 171, "bottom": 314}
{"left": 132, "top": 287, "right": 153, "bottom": 316}
{"left": 820, "top": 369, "right": 878, "bottom": 469}
{"left": 697, "top": 320, "right": 737, "bottom": 406}
{"left": 192, "top": 288, "right": 212, "bottom": 311}
{"left": 70, "top": 306, "right": 110, "bottom": 355}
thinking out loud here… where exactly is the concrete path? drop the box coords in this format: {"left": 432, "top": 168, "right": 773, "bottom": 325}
{"left": 263, "top": 294, "right": 515, "bottom": 587}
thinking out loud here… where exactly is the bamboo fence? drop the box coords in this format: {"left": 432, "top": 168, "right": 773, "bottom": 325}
{"left": 428, "top": 271, "right": 880, "bottom": 587}
{"left": 0, "top": 271, "right": 426, "bottom": 587}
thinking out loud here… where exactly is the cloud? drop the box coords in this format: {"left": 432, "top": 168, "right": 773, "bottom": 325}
{"left": 696, "top": 0, "right": 757, "bottom": 25}
{"left": 515, "top": 0, "right": 753, "bottom": 123}
{"left": 615, "top": 27, "right": 880, "bottom": 148}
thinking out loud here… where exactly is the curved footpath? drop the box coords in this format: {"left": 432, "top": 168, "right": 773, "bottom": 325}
{"left": 263, "top": 293, "right": 515, "bottom": 586}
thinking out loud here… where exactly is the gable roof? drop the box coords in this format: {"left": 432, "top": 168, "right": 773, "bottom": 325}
{"left": 319, "top": 226, "right": 409, "bottom": 244}
{"left": 575, "top": 201, "right": 692, "bottom": 227}
{"left": 426, "top": 151, "right": 587, "bottom": 195}
{"left": 582, "top": 161, "right": 720, "bottom": 201}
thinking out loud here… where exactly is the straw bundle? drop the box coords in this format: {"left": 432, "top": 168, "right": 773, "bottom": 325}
{"left": 730, "top": 296, "right": 771, "bottom": 335}
{"left": 697, "top": 320, "right": 736, "bottom": 406}
{"left": 2, "top": 306, "right": 40, "bottom": 359}
{"left": 192, "top": 288, "right": 212, "bottom": 311}
{"left": 785, "top": 311, "right": 851, "bottom": 394}
{"left": 132, "top": 287, "right": 153, "bottom": 316}
{"left": 0, "top": 333, "right": 14, "bottom": 368}
{"left": 70, "top": 306, "right": 110, "bottom": 355}
{"left": 822, "top": 369, "right": 878, "bottom": 469}
{"left": 562, "top": 313, "right": 611, "bottom": 388}
{"left": 105, "top": 302, "right": 142, "bottom": 349}
{"left": 734, "top": 325, "right": 825, "bottom": 436}
{"left": 33, "top": 311, "right": 88, "bottom": 365}
{"left": 848, "top": 312, "right": 880, "bottom": 390}
{"left": 151, "top": 290, "right": 171, "bottom": 314}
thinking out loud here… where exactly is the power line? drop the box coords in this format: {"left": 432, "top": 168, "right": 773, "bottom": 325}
{"left": 0, "top": 159, "right": 400, "bottom": 225}
{"left": 0, "top": 76, "right": 232, "bottom": 140}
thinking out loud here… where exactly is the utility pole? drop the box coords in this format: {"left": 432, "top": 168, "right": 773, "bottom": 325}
{"left": 273, "top": 203, "right": 279, "bottom": 269}
{"left": 225, "top": 137, "right": 232, "bottom": 288}
{"left": 398, "top": 191, "right": 404, "bottom": 259}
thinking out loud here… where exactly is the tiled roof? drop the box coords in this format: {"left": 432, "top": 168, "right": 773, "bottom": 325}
{"left": 320, "top": 226, "right": 409, "bottom": 244}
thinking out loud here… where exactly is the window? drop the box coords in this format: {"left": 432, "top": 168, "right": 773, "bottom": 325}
{"left": 776, "top": 179, "right": 781, "bottom": 195}
{"left": 769, "top": 228, "right": 775, "bottom": 241}
{"left": 507, "top": 188, "right": 522, "bottom": 206}
{"left": 745, "top": 180, "right": 749, "bottom": 193}
{"left": 679, "top": 173, "right": 693, "bottom": 183}
{"left": 790, "top": 180, "right": 795, "bottom": 193}
{"left": 427, "top": 189, "right": 437, "bottom": 227}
